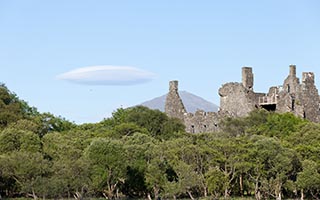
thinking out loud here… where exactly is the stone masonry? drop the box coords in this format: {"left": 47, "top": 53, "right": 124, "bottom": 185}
{"left": 165, "top": 81, "right": 187, "bottom": 121}
{"left": 165, "top": 65, "right": 320, "bottom": 133}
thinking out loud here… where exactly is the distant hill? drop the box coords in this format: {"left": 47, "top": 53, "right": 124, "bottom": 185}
{"left": 141, "top": 91, "right": 219, "bottom": 113}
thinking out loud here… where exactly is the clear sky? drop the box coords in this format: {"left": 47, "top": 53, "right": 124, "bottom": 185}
{"left": 1, "top": 0, "right": 320, "bottom": 123}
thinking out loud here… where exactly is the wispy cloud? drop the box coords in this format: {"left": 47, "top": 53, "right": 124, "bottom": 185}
{"left": 57, "top": 66, "right": 156, "bottom": 86}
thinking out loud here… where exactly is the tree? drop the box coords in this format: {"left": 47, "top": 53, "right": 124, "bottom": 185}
{"left": 47, "top": 157, "right": 90, "bottom": 199}
{"left": 41, "top": 130, "right": 93, "bottom": 199}
{"left": 85, "top": 138, "right": 127, "bottom": 199}
{"left": 247, "top": 136, "right": 296, "bottom": 200}
{"left": 0, "top": 87, "right": 23, "bottom": 128}
{"left": 251, "top": 112, "right": 306, "bottom": 138}
{"left": 145, "top": 157, "right": 169, "bottom": 200}
{"left": 0, "top": 128, "right": 41, "bottom": 154}
{"left": 0, "top": 152, "right": 50, "bottom": 199}
{"left": 122, "top": 133, "right": 156, "bottom": 198}
{"left": 160, "top": 138, "right": 199, "bottom": 199}
{"left": 106, "top": 106, "right": 185, "bottom": 140}
{"left": 297, "top": 160, "right": 320, "bottom": 199}
{"left": 112, "top": 122, "right": 149, "bottom": 138}
{"left": 32, "top": 112, "right": 75, "bottom": 137}
{"left": 286, "top": 122, "right": 320, "bottom": 162}
{"left": 0, "top": 84, "right": 39, "bottom": 129}
{"left": 206, "top": 168, "right": 228, "bottom": 199}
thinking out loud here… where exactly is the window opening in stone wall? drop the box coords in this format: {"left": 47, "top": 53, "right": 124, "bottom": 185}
{"left": 287, "top": 84, "right": 290, "bottom": 93}
{"left": 191, "top": 125, "right": 195, "bottom": 133}
{"left": 203, "top": 125, "right": 207, "bottom": 129}
{"left": 291, "top": 98, "right": 295, "bottom": 111}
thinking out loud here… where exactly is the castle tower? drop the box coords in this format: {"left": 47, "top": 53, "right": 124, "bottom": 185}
{"left": 290, "top": 65, "right": 296, "bottom": 77}
{"left": 300, "top": 72, "right": 320, "bottom": 122}
{"left": 242, "top": 67, "right": 254, "bottom": 90}
{"left": 165, "top": 81, "right": 186, "bottom": 120}
{"left": 283, "top": 65, "right": 300, "bottom": 94}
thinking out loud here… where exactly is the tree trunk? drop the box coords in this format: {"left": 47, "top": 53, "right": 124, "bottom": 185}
{"left": 239, "top": 174, "right": 244, "bottom": 197}
{"left": 300, "top": 189, "right": 304, "bottom": 200}
{"left": 153, "top": 186, "right": 160, "bottom": 200}
{"left": 27, "top": 188, "right": 38, "bottom": 200}
{"left": 32, "top": 189, "right": 38, "bottom": 200}
{"left": 102, "top": 192, "right": 108, "bottom": 199}
{"left": 187, "top": 190, "right": 195, "bottom": 200}
{"left": 310, "top": 191, "right": 320, "bottom": 200}
{"left": 275, "top": 183, "right": 282, "bottom": 200}
{"left": 224, "top": 188, "right": 229, "bottom": 199}
{"left": 74, "top": 191, "right": 83, "bottom": 200}
{"left": 147, "top": 193, "right": 152, "bottom": 200}
{"left": 203, "top": 186, "right": 208, "bottom": 197}
{"left": 105, "top": 182, "right": 118, "bottom": 199}
{"left": 255, "top": 181, "right": 261, "bottom": 200}
{"left": 116, "top": 188, "right": 119, "bottom": 199}
{"left": 276, "top": 192, "right": 282, "bottom": 200}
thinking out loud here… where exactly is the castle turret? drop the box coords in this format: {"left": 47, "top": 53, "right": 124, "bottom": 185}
{"left": 290, "top": 65, "right": 296, "bottom": 77}
{"left": 165, "top": 80, "right": 186, "bottom": 120}
{"left": 242, "top": 67, "right": 254, "bottom": 90}
{"left": 282, "top": 65, "right": 300, "bottom": 94}
{"left": 169, "top": 80, "right": 179, "bottom": 92}
{"left": 300, "top": 72, "right": 319, "bottom": 122}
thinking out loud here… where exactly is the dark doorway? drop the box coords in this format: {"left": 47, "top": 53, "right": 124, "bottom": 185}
{"left": 261, "top": 104, "right": 276, "bottom": 111}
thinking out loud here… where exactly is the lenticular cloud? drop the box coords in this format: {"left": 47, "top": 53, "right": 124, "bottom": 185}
{"left": 57, "top": 66, "right": 155, "bottom": 85}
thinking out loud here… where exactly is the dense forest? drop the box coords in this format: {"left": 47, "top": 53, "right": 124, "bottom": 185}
{"left": 0, "top": 84, "right": 320, "bottom": 200}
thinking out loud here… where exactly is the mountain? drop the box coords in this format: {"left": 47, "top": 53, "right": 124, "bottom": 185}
{"left": 141, "top": 91, "right": 219, "bottom": 113}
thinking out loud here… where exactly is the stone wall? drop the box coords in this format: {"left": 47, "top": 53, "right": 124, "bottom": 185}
{"left": 164, "top": 65, "right": 320, "bottom": 133}
{"left": 219, "top": 82, "right": 258, "bottom": 117}
{"left": 165, "top": 81, "right": 186, "bottom": 121}
{"left": 300, "top": 72, "right": 320, "bottom": 122}
{"left": 242, "top": 67, "right": 254, "bottom": 90}
{"left": 276, "top": 65, "right": 300, "bottom": 114}
{"left": 272, "top": 67, "right": 320, "bottom": 122}
{"left": 184, "top": 111, "right": 221, "bottom": 133}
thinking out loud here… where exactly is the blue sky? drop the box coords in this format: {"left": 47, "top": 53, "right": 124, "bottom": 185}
{"left": 0, "top": 0, "right": 319, "bottom": 123}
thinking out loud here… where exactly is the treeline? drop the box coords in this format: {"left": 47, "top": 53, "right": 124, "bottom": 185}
{"left": 0, "top": 84, "right": 320, "bottom": 200}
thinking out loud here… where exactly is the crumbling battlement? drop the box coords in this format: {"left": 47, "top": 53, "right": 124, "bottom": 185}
{"left": 165, "top": 65, "right": 320, "bottom": 133}
{"left": 165, "top": 81, "right": 186, "bottom": 121}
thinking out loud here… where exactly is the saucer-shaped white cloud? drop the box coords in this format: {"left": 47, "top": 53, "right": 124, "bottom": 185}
{"left": 57, "top": 66, "right": 155, "bottom": 85}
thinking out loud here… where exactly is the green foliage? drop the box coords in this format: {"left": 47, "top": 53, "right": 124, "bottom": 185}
{"left": 85, "top": 138, "right": 127, "bottom": 198}
{"left": 286, "top": 123, "right": 320, "bottom": 162}
{"left": 0, "top": 88, "right": 23, "bottom": 128}
{"left": 297, "top": 160, "right": 320, "bottom": 198}
{"left": 0, "top": 84, "right": 39, "bottom": 129}
{"left": 161, "top": 117, "right": 186, "bottom": 140}
{"left": 252, "top": 112, "right": 306, "bottom": 137}
{"left": 221, "top": 109, "right": 270, "bottom": 137}
{"left": 2, "top": 84, "right": 320, "bottom": 199}
{"left": 0, "top": 152, "right": 50, "bottom": 198}
{"left": 106, "top": 106, "right": 185, "bottom": 140}
{"left": 33, "top": 112, "right": 75, "bottom": 137}
{"left": 206, "top": 168, "right": 228, "bottom": 198}
{"left": 0, "top": 128, "right": 41, "bottom": 153}
{"left": 220, "top": 117, "right": 247, "bottom": 136}
{"left": 112, "top": 122, "right": 149, "bottom": 138}
{"left": 9, "top": 119, "right": 41, "bottom": 134}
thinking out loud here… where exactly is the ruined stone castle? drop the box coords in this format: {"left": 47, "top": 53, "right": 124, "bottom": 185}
{"left": 165, "top": 65, "right": 320, "bottom": 133}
